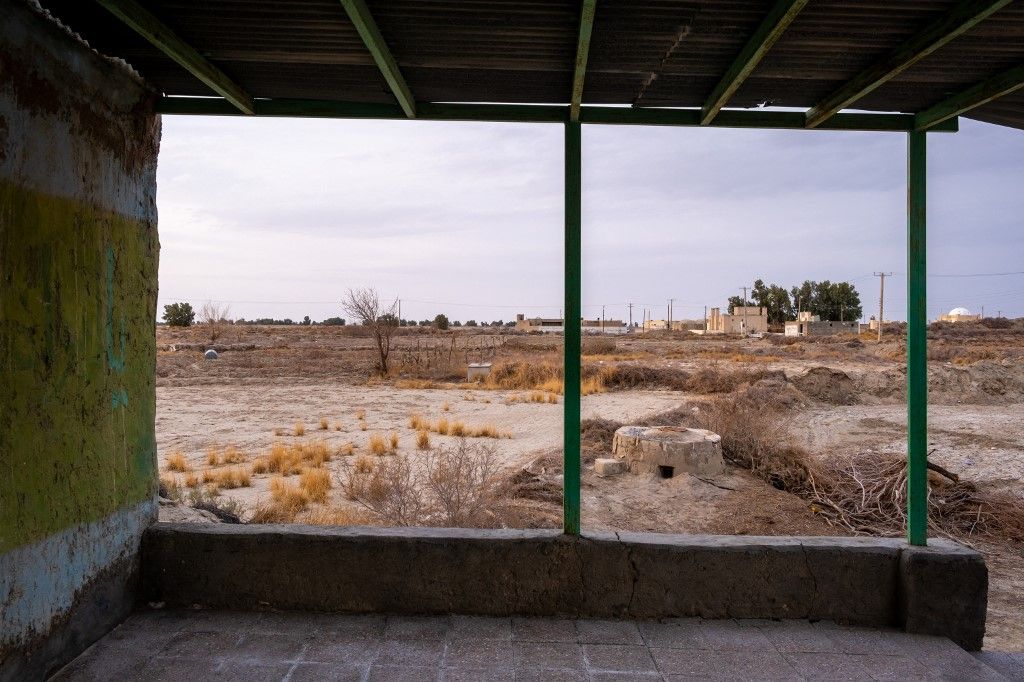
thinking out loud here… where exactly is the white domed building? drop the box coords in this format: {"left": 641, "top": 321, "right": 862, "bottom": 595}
{"left": 938, "top": 307, "right": 982, "bottom": 323}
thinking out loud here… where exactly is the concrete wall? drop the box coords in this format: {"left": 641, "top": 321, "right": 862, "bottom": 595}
{"left": 143, "top": 525, "right": 989, "bottom": 650}
{"left": 0, "top": 2, "right": 160, "bottom": 679}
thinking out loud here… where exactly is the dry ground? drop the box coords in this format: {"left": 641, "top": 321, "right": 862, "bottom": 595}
{"left": 156, "top": 322, "right": 1024, "bottom": 650}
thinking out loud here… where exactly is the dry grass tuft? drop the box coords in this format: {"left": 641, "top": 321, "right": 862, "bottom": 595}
{"left": 294, "top": 421, "right": 306, "bottom": 437}
{"left": 166, "top": 452, "right": 190, "bottom": 472}
{"left": 266, "top": 442, "right": 303, "bottom": 475}
{"left": 338, "top": 442, "right": 355, "bottom": 457}
{"left": 435, "top": 417, "right": 450, "bottom": 436}
{"left": 409, "top": 413, "right": 427, "bottom": 430}
{"left": 222, "top": 445, "right": 247, "bottom": 464}
{"left": 270, "top": 476, "right": 310, "bottom": 512}
{"left": 359, "top": 420, "right": 368, "bottom": 431}
{"left": 334, "top": 422, "right": 343, "bottom": 431}
{"left": 355, "top": 408, "right": 366, "bottom": 420}
{"left": 450, "top": 421, "right": 466, "bottom": 437}
{"left": 470, "top": 424, "right": 510, "bottom": 439}
{"left": 299, "top": 467, "right": 332, "bottom": 503}
{"left": 389, "top": 431, "right": 400, "bottom": 452}
{"left": 184, "top": 472, "right": 200, "bottom": 488}
{"left": 416, "top": 430, "right": 431, "bottom": 450}
{"left": 252, "top": 457, "right": 269, "bottom": 474}
{"left": 201, "top": 466, "right": 251, "bottom": 489}
{"left": 319, "top": 417, "right": 330, "bottom": 430}
{"left": 206, "top": 446, "right": 220, "bottom": 466}
{"left": 396, "top": 378, "right": 440, "bottom": 389}
{"left": 303, "top": 506, "right": 370, "bottom": 526}
{"left": 273, "top": 427, "right": 286, "bottom": 437}
{"left": 353, "top": 455, "right": 375, "bottom": 474}
{"left": 368, "top": 433, "right": 388, "bottom": 456}
{"left": 442, "top": 401, "right": 451, "bottom": 412}
{"left": 159, "top": 474, "right": 181, "bottom": 500}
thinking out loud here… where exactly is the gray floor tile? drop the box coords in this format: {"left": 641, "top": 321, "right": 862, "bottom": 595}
{"left": 975, "top": 652, "right": 1024, "bottom": 681}
{"left": 851, "top": 654, "right": 932, "bottom": 681}
{"left": 443, "top": 639, "right": 514, "bottom": 668}
{"left": 784, "top": 652, "right": 872, "bottom": 681}
{"left": 758, "top": 621, "right": 839, "bottom": 654}
{"left": 639, "top": 619, "right": 708, "bottom": 649}
{"left": 136, "top": 657, "right": 225, "bottom": 681}
{"left": 716, "top": 651, "right": 800, "bottom": 680}
{"left": 700, "top": 622, "right": 777, "bottom": 652}
{"left": 289, "top": 662, "right": 368, "bottom": 681}
{"left": 514, "top": 669, "right": 587, "bottom": 681}
{"left": 215, "top": 661, "right": 293, "bottom": 681}
{"left": 367, "top": 664, "right": 440, "bottom": 681}
{"left": 584, "top": 644, "right": 658, "bottom": 673}
{"left": 376, "top": 639, "right": 445, "bottom": 667}
{"left": 825, "top": 628, "right": 907, "bottom": 656}
{"left": 49, "top": 650, "right": 150, "bottom": 681}
{"left": 576, "top": 620, "right": 644, "bottom": 645}
{"left": 513, "top": 641, "right": 586, "bottom": 670}
{"left": 386, "top": 616, "right": 451, "bottom": 641}
{"left": 302, "top": 635, "right": 382, "bottom": 664}
{"left": 441, "top": 666, "right": 515, "bottom": 681}
{"left": 450, "top": 615, "right": 513, "bottom": 641}
{"left": 229, "top": 632, "right": 308, "bottom": 662}
{"left": 590, "top": 673, "right": 663, "bottom": 682}
{"left": 650, "top": 648, "right": 723, "bottom": 677}
{"left": 256, "top": 612, "right": 384, "bottom": 639}
{"left": 157, "top": 630, "right": 242, "bottom": 659}
{"left": 512, "top": 617, "right": 577, "bottom": 643}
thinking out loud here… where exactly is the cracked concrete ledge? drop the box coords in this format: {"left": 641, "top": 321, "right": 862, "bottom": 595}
{"left": 141, "top": 524, "right": 987, "bottom": 650}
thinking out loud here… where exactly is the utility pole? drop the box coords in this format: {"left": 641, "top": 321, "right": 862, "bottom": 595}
{"left": 628, "top": 302, "right": 633, "bottom": 330}
{"left": 704, "top": 305, "right": 708, "bottom": 333}
{"left": 667, "top": 298, "right": 674, "bottom": 331}
{"left": 740, "top": 286, "right": 748, "bottom": 336}
{"left": 874, "top": 272, "right": 893, "bottom": 342}
{"left": 397, "top": 297, "right": 401, "bottom": 326}
{"left": 981, "top": 305, "right": 985, "bottom": 319}
{"left": 601, "top": 305, "right": 605, "bottom": 334}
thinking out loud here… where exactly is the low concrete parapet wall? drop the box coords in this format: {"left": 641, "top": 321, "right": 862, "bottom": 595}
{"left": 141, "top": 524, "right": 987, "bottom": 650}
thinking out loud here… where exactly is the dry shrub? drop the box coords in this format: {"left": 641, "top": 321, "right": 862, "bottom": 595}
{"left": 303, "top": 506, "right": 370, "bottom": 526}
{"left": 355, "top": 409, "right": 366, "bottom": 420}
{"left": 691, "top": 396, "right": 1024, "bottom": 543}
{"left": 202, "top": 466, "right": 252, "bottom": 489}
{"left": 252, "top": 458, "right": 269, "bottom": 474}
{"left": 166, "top": 452, "right": 190, "bottom": 472}
{"left": 299, "top": 440, "right": 332, "bottom": 467}
{"left": 582, "top": 337, "right": 617, "bottom": 355}
{"left": 159, "top": 474, "right": 182, "bottom": 500}
{"left": 409, "top": 413, "right": 427, "bottom": 430}
{"left": 319, "top": 417, "right": 330, "bottom": 430}
{"left": 353, "top": 455, "right": 375, "bottom": 473}
{"left": 338, "top": 442, "right": 355, "bottom": 457}
{"left": 416, "top": 430, "right": 431, "bottom": 450}
{"left": 450, "top": 421, "right": 466, "bottom": 437}
{"left": 249, "top": 501, "right": 297, "bottom": 524}
{"left": 222, "top": 445, "right": 247, "bottom": 464}
{"left": 184, "top": 472, "right": 200, "bottom": 488}
{"left": 270, "top": 476, "right": 310, "bottom": 512}
{"left": 487, "top": 361, "right": 562, "bottom": 391}
{"left": 368, "top": 433, "right": 388, "bottom": 456}
{"left": 273, "top": 427, "right": 286, "bottom": 437}
{"left": 334, "top": 422, "right": 343, "bottom": 431}
{"left": 206, "top": 447, "right": 220, "bottom": 466}
{"left": 359, "top": 420, "right": 368, "bottom": 431}
{"left": 267, "top": 442, "right": 303, "bottom": 475}
{"left": 294, "top": 421, "right": 306, "bottom": 437}
{"left": 299, "top": 467, "right": 332, "bottom": 503}
{"left": 442, "top": 401, "right": 451, "bottom": 412}
{"left": 341, "top": 441, "right": 512, "bottom": 528}
{"left": 395, "top": 378, "right": 440, "bottom": 389}
{"left": 435, "top": 417, "right": 450, "bottom": 435}
{"left": 389, "top": 431, "right": 400, "bottom": 452}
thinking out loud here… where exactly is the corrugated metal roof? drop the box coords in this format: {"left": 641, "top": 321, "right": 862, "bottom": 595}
{"left": 34, "top": 0, "right": 1024, "bottom": 130}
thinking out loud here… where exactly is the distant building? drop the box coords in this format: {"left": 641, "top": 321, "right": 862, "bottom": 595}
{"left": 515, "top": 314, "right": 627, "bottom": 334}
{"left": 785, "top": 312, "right": 858, "bottom": 336}
{"left": 938, "top": 307, "right": 982, "bottom": 323}
{"left": 707, "top": 306, "right": 768, "bottom": 335}
{"left": 642, "top": 319, "right": 705, "bottom": 332}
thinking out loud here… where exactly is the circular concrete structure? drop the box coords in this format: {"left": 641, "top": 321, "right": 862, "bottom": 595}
{"left": 612, "top": 426, "right": 725, "bottom": 478}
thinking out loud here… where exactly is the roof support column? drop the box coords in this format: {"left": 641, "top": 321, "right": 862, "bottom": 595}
{"left": 563, "top": 121, "right": 582, "bottom": 536}
{"left": 906, "top": 131, "right": 928, "bottom": 546}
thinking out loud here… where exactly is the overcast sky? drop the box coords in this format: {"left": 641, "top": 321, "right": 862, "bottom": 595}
{"left": 156, "top": 115, "right": 1023, "bottom": 324}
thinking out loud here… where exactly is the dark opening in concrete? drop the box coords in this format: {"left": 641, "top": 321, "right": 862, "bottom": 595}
{"left": 659, "top": 465, "right": 674, "bottom": 479}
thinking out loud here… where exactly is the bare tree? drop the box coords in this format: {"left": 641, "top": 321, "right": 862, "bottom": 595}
{"left": 199, "top": 301, "right": 231, "bottom": 343}
{"left": 342, "top": 287, "right": 398, "bottom": 375}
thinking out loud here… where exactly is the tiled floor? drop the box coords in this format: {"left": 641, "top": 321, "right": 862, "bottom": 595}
{"left": 52, "top": 610, "right": 1020, "bottom": 681}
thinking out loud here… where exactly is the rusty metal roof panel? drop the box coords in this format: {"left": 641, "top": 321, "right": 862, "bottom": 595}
{"left": 33, "top": 0, "right": 1024, "bottom": 130}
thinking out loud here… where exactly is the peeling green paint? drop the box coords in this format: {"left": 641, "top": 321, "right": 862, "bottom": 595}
{"left": 0, "top": 180, "right": 158, "bottom": 555}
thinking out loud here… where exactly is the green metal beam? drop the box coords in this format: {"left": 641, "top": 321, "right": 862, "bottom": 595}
{"left": 94, "top": 0, "right": 254, "bottom": 115}
{"left": 338, "top": 0, "right": 416, "bottom": 118}
{"left": 570, "top": 0, "right": 598, "bottom": 122}
{"left": 915, "top": 63, "right": 1024, "bottom": 130}
{"left": 563, "top": 121, "right": 582, "bottom": 536}
{"left": 156, "top": 97, "right": 959, "bottom": 132}
{"left": 700, "top": 0, "right": 808, "bottom": 125}
{"left": 805, "top": 0, "right": 1012, "bottom": 128}
{"left": 906, "top": 131, "right": 928, "bottom": 547}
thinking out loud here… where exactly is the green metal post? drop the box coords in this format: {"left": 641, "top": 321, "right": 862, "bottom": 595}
{"left": 907, "top": 131, "right": 928, "bottom": 546}
{"left": 563, "top": 121, "right": 582, "bottom": 536}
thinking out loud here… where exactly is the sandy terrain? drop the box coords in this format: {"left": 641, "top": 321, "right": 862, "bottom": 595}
{"left": 155, "top": 322, "right": 1024, "bottom": 650}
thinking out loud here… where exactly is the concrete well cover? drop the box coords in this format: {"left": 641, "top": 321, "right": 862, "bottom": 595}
{"left": 612, "top": 425, "right": 725, "bottom": 477}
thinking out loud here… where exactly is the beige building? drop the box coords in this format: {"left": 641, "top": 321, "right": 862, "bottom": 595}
{"left": 515, "top": 314, "right": 627, "bottom": 334}
{"left": 707, "top": 306, "right": 768, "bottom": 335}
{"left": 938, "top": 307, "right": 982, "bottom": 323}
{"left": 642, "top": 319, "right": 704, "bottom": 332}
{"left": 785, "top": 312, "right": 858, "bottom": 337}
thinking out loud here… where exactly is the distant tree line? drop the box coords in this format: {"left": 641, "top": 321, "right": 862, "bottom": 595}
{"left": 728, "top": 279, "right": 863, "bottom": 325}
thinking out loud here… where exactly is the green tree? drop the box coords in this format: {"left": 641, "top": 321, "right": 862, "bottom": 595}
{"left": 163, "top": 302, "right": 195, "bottom": 327}
{"left": 789, "top": 280, "right": 862, "bottom": 321}
{"left": 433, "top": 313, "right": 450, "bottom": 330}
{"left": 751, "top": 279, "right": 795, "bottom": 325}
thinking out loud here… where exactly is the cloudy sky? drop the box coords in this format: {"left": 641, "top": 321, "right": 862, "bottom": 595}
{"left": 156, "top": 115, "right": 1024, "bottom": 325}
